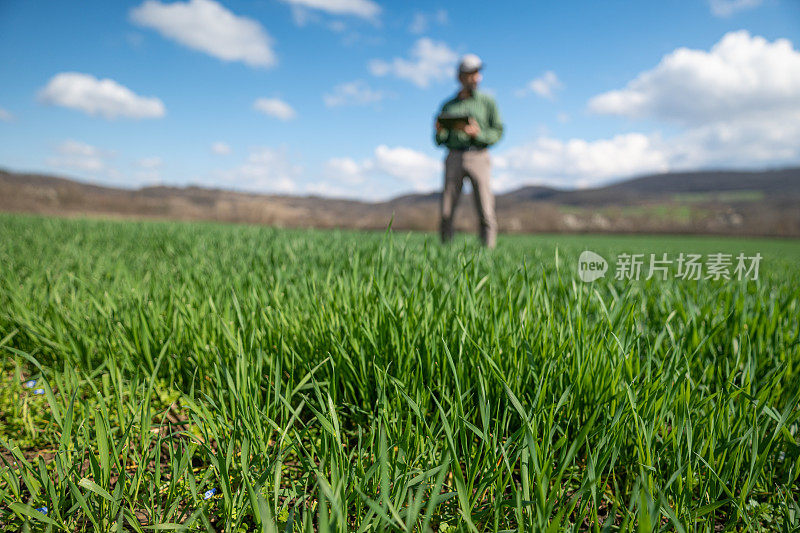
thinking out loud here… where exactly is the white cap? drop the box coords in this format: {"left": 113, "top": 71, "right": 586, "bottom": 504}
{"left": 458, "top": 54, "right": 483, "bottom": 73}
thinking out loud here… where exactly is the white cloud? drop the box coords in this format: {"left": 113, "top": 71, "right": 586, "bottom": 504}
{"left": 540, "top": 30, "right": 800, "bottom": 188}
{"left": 278, "top": 0, "right": 380, "bottom": 21}
{"left": 588, "top": 31, "right": 800, "bottom": 126}
{"left": 211, "top": 141, "right": 232, "bottom": 155}
{"left": 45, "top": 141, "right": 170, "bottom": 185}
{"left": 324, "top": 80, "right": 385, "bottom": 107}
{"left": 288, "top": 6, "right": 316, "bottom": 27}
{"left": 324, "top": 157, "right": 366, "bottom": 184}
{"left": 324, "top": 145, "right": 441, "bottom": 193}
{"left": 130, "top": 0, "right": 276, "bottom": 68}
{"left": 253, "top": 98, "right": 296, "bottom": 120}
{"left": 369, "top": 38, "right": 458, "bottom": 88}
{"left": 408, "top": 9, "right": 447, "bottom": 34}
{"left": 0, "top": 107, "right": 12, "bottom": 122}
{"left": 373, "top": 145, "right": 440, "bottom": 190}
{"left": 493, "top": 116, "right": 800, "bottom": 192}
{"left": 667, "top": 113, "right": 800, "bottom": 168}
{"left": 47, "top": 140, "right": 112, "bottom": 173}
{"left": 494, "top": 133, "right": 670, "bottom": 190}
{"left": 215, "top": 147, "right": 301, "bottom": 193}
{"left": 517, "top": 71, "right": 562, "bottom": 99}
{"left": 38, "top": 72, "right": 165, "bottom": 119}
{"left": 709, "top": 0, "right": 763, "bottom": 17}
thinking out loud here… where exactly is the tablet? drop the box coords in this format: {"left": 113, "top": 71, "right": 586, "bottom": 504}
{"left": 437, "top": 113, "right": 470, "bottom": 129}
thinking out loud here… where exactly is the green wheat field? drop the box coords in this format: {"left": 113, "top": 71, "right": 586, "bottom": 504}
{"left": 1, "top": 213, "right": 799, "bottom": 532}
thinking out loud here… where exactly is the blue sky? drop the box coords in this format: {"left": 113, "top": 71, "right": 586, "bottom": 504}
{"left": 1, "top": 0, "right": 799, "bottom": 200}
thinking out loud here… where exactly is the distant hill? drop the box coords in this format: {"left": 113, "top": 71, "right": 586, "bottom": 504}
{"left": 2, "top": 167, "right": 799, "bottom": 236}
{"left": 539, "top": 168, "right": 800, "bottom": 207}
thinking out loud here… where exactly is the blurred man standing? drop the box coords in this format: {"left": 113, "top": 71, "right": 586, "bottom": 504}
{"left": 434, "top": 54, "right": 504, "bottom": 248}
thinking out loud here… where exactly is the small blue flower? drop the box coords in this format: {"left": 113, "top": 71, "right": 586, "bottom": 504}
{"left": 33, "top": 389, "right": 45, "bottom": 395}
{"left": 35, "top": 506, "right": 48, "bottom": 515}
{"left": 203, "top": 488, "right": 217, "bottom": 500}
{"left": 23, "top": 380, "right": 37, "bottom": 388}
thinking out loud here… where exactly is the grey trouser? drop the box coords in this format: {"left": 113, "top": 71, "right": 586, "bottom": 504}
{"left": 441, "top": 148, "right": 497, "bottom": 248}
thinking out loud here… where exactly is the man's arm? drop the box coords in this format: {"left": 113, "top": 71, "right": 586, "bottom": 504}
{"left": 473, "top": 99, "right": 503, "bottom": 146}
{"left": 434, "top": 119, "right": 449, "bottom": 146}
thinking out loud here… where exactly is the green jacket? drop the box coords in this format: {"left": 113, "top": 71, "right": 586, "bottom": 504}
{"left": 434, "top": 90, "right": 503, "bottom": 150}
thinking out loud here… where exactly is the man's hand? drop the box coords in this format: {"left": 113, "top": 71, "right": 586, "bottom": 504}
{"left": 463, "top": 117, "right": 481, "bottom": 138}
